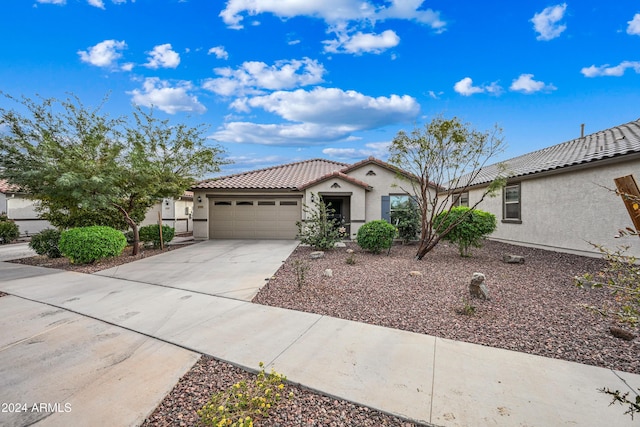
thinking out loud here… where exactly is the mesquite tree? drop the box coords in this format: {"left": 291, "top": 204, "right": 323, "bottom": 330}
{"left": 388, "top": 116, "right": 507, "bottom": 260}
{"left": 0, "top": 93, "right": 227, "bottom": 255}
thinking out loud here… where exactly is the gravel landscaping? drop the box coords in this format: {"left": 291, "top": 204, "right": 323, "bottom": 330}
{"left": 7, "top": 237, "right": 639, "bottom": 426}
{"left": 142, "top": 356, "right": 422, "bottom": 427}
{"left": 254, "top": 239, "right": 639, "bottom": 375}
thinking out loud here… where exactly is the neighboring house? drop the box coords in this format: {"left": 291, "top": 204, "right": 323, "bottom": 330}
{"left": 191, "top": 157, "right": 421, "bottom": 240}
{"left": 454, "top": 118, "right": 640, "bottom": 258}
{"left": 140, "top": 191, "right": 194, "bottom": 234}
{"left": 0, "top": 180, "right": 51, "bottom": 236}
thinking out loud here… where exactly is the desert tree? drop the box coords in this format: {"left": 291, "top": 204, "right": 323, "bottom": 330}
{"left": 388, "top": 116, "right": 507, "bottom": 260}
{"left": 0, "top": 93, "right": 227, "bottom": 255}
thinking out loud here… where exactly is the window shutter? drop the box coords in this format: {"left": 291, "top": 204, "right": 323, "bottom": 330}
{"left": 381, "top": 195, "right": 390, "bottom": 222}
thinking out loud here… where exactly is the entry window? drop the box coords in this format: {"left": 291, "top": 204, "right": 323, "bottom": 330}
{"left": 503, "top": 183, "right": 521, "bottom": 221}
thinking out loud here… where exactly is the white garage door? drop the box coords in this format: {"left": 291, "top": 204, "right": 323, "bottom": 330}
{"left": 209, "top": 198, "right": 301, "bottom": 239}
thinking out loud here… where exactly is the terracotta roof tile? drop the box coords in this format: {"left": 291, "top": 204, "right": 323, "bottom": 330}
{"left": 459, "top": 118, "right": 640, "bottom": 188}
{"left": 192, "top": 159, "right": 349, "bottom": 190}
{"left": 0, "top": 179, "right": 20, "bottom": 194}
{"left": 297, "top": 170, "right": 372, "bottom": 190}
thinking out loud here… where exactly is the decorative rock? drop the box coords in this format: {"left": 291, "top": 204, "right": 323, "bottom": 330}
{"left": 309, "top": 251, "right": 325, "bottom": 259}
{"left": 469, "top": 272, "right": 490, "bottom": 300}
{"left": 409, "top": 271, "right": 423, "bottom": 277}
{"left": 323, "top": 269, "right": 333, "bottom": 278}
{"left": 346, "top": 248, "right": 354, "bottom": 254}
{"left": 502, "top": 254, "right": 525, "bottom": 264}
{"left": 334, "top": 242, "right": 346, "bottom": 248}
{"left": 610, "top": 326, "right": 636, "bottom": 341}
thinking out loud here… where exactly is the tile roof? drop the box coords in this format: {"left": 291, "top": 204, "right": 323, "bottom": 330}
{"left": 297, "top": 170, "right": 372, "bottom": 190}
{"left": 0, "top": 179, "right": 20, "bottom": 194}
{"left": 459, "top": 118, "right": 640, "bottom": 188}
{"left": 193, "top": 159, "right": 348, "bottom": 190}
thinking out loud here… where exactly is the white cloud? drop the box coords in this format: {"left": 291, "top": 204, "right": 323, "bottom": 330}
{"left": 323, "top": 29, "right": 400, "bottom": 54}
{"left": 36, "top": 0, "right": 66, "bottom": 4}
{"left": 212, "top": 122, "right": 346, "bottom": 145}
{"left": 202, "top": 58, "right": 326, "bottom": 96}
{"left": 236, "top": 87, "right": 419, "bottom": 127}
{"left": 144, "top": 44, "right": 180, "bottom": 69}
{"left": 219, "top": 0, "right": 445, "bottom": 33}
{"left": 88, "top": 0, "right": 105, "bottom": 8}
{"left": 376, "top": 0, "right": 446, "bottom": 32}
{"left": 213, "top": 87, "right": 419, "bottom": 145}
{"left": 453, "top": 77, "right": 502, "bottom": 96}
{"left": 128, "top": 77, "right": 206, "bottom": 114}
{"left": 581, "top": 61, "right": 640, "bottom": 77}
{"left": 78, "top": 39, "right": 126, "bottom": 68}
{"left": 509, "top": 74, "right": 557, "bottom": 94}
{"left": 208, "top": 46, "right": 229, "bottom": 60}
{"left": 627, "top": 13, "right": 640, "bottom": 36}
{"left": 531, "top": 3, "right": 567, "bottom": 41}
{"left": 322, "top": 141, "right": 391, "bottom": 160}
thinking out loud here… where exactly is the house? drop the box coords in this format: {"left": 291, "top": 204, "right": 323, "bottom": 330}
{"left": 191, "top": 157, "right": 421, "bottom": 240}
{"left": 0, "top": 180, "right": 51, "bottom": 236}
{"left": 454, "top": 118, "right": 640, "bottom": 258}
{"left": 140, "top": 191, "right": 194, "bottom": 234}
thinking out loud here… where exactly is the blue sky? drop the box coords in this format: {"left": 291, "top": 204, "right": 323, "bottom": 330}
{"left": 2, "top": 1, "right": 639, "bottom": 176}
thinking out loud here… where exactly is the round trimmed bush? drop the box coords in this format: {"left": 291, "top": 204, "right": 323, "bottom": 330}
{"left": 434, "top": 207, "right": 497, "bottom": 257}
{"left": 0, "top": 214, "right": 19, "bottom": 244}
{"left": 29, "top": 229, "right": 62, "bottom": 258}
{"left": 356, "top": 220, "right": 397, "bottom": 254}
{"left": 59, "top": 226, "right": 127, "bottom": 264}
{"left": 138, "top": 224, "right": 175, "bottom": 248}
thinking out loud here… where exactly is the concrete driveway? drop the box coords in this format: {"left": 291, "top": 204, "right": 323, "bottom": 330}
{"left": 95, "top": 239, "right": 300, "bottom": 301}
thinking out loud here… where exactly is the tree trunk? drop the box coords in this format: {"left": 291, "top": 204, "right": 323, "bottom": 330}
{"left": 130, "top": 223, "right": 140, "bottom": 256}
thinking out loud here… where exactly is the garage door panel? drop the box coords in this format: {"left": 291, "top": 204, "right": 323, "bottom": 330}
{"left": 209, "top": 199, "right": 300, "bottom": 239}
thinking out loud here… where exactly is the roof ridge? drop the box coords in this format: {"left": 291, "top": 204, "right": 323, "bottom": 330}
{"left": 200, "top": 158, "right": 348, "bottom": 184}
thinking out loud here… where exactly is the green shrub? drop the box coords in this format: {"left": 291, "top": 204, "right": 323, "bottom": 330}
{"left": 356, "top": 220, "right": 397, "bottom": 254}
{"left": 296, "top": 194, "right": 346, "bottom": 250}
{"left": 29, "top": 229, "right": 62, "bottom": 258}
{"left": 138, "top": 224, "right": 175, "bottom": 248}
{"left": 59, "top": 226, "right": 127, "bottom": 264}
{"left": 0, "top": 214, "right": 19, "bottom": 244}
{"left": 198, "top": 362, "right": 293, "bottom": 427}
{"left": 390, "top": 199, "right": 420, "bottom": 244}
{"left": 434, "top": 207, "right": 497, "bottom": 257}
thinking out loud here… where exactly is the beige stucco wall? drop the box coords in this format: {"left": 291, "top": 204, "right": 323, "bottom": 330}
{"left": 192, "top": 191, "right": 208, "bottom": 240}
{"left": 304, "top": 180, "right": 367, "bottom": 238}
{"left": 469, "top": 159, "right": 640, "bottom": 258}
{"left": 346, "top": 163, "right": 413, "bottom": 223}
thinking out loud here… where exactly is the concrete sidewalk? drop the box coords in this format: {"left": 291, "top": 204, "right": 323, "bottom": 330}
{"left": 2, "top": 258, "right": 640, "bottom": 426}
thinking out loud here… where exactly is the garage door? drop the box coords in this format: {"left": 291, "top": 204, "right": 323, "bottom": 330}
{"left": 209, "top": 199, "right": 301, "bottom": 239}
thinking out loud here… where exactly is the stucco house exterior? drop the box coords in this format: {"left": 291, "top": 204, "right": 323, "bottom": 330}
{"left": 140, "top": 191, "right": 194, "bottom": 234}
{"left": 191, "top": 157, "right": 420, "bottom": 240}
{"left": 453, "top": 118, "right": 640, "bottom": 258}
{"left": 0, "top": 180, "right": 51, "bottom": 236}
